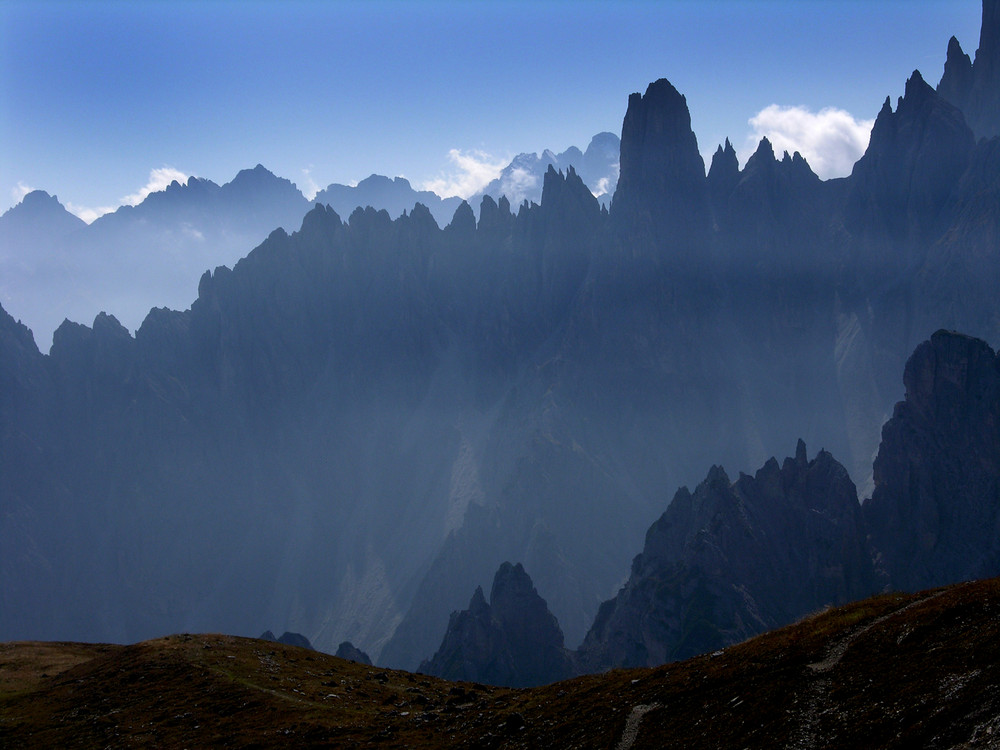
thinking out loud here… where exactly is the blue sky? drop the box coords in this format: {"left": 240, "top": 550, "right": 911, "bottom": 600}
{"left": 0, "top": 0, "right": 983, "bottom": 220}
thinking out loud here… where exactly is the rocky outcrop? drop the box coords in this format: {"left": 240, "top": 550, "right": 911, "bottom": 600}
{"left": 419, "top": 563, "right": 573, "bottom": 687}
{"left": 937, "top": 36, "right": 975, "bottom": 114}
{"left": 578, "top": 442, "right": 879, "bottom": 670}
{"left": 864, "top": 331, "right": 1000, "bottom": 591}
{"left": 706, "top": 138, "right": 740, "bottom": 216}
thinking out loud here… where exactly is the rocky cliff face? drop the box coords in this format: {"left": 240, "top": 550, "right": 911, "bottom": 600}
{"left": 419, "top": 563, "right": 573, "bottom": 687}
{"left": 578, "top": 442, "right": 879, "bottom": 670}
{"left": 864, "top": 331, "right": 1000, "bottom": 591}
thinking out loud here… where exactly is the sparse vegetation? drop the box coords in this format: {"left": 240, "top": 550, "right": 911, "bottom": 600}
{"left": 3, "top": 579, "right": 1000, "bottom": 748}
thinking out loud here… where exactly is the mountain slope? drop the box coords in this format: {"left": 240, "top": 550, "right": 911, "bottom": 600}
{"left": 4, "top": 577, "right": 1000, "bottom": 749}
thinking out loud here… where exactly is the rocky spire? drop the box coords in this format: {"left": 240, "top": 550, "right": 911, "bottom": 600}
{"left": 707, "top": 138, "right": 740, "bottom": 209}
{"left": 419, "top": 562, "right": 573, "bottom": 687}
{"left": 610, "top": 78, "right": 710, "bottom": 259}
{"left": 578, "top": 444, "right": 877, "bottom": 671}
{"left": 937, "top": 36, "right": 974, "bottom": 111}
{"left": 936, "top": 1, "right": 1000, "bottom": 139}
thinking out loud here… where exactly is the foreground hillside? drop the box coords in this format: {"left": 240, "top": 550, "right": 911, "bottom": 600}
{"left": 3, "top": 578, "right": 1000, "bottom": 749}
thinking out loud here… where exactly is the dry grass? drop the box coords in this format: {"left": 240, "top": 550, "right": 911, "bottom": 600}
{"left": 3, "top": 579, "right": 1000, "bottom": 748}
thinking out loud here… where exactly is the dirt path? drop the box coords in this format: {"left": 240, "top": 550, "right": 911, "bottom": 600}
{"left": 615, "top": 702, "right": 661, "bottom": 750}
{"left": 790, "top": 590, "right": 948, "bottom": 748}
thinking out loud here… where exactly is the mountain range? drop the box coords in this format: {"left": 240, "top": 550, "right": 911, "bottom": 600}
{"left": 0, "top": 135, "right": 619, "bottom": 349}
{"left": 2, "top": 0, "right": 1000, "bottom": 683}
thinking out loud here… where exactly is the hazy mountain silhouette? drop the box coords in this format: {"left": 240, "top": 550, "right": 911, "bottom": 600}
{"left": 313, "top": 174, "right": 463, "bottom": 227}
{"left": 474, "top": 132, "right": 620, "bottom": 208}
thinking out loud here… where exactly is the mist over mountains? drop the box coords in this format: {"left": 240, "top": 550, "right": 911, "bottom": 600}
{"left": 2, "top": 0, "right": 1000, "bottom": 683}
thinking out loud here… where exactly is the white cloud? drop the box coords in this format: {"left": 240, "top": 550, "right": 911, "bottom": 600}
{"left": 120, "top": 166, "right": 189, "bottom": 206}
{"left": 744, "top": 105, "right": 875, "bottom": 179}
{"left": 496, "top": 167, "right": 539, "bottom": 207}
{"left": 592, "top": 175, "right": 614, "bottom": 198}
{"left": 12, "top": 181, "right": 36, "bottom": 203}
{"left": 300, "top": 166, "right": 321, "bottom": 201}
{"left": 422, "top": 149, "right": 508, "bottom": 199}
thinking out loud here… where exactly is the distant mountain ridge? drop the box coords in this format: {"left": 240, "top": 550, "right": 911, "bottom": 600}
{"left": 474, "top": 132, "right": 620, "bottom": 208}
{"left": 0, "top": 136, "right": 618, "bottom": 348}
{"left": 314, "top": 174, "right": 463, "bottom": 227}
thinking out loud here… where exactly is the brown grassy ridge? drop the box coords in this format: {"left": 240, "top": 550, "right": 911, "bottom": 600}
{"left": 3, "top": 578, "right": 1000, "bottom": 748}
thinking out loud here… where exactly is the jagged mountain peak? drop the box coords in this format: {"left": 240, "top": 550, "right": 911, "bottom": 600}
{"left": 445, "top": 200, "right": 476, "bottom": 234}
{"left": 707, "top": 138, "right": 740, "bottom": 203}
{"left": 14, "top": 189, "right": 65, "bottom": 211}
{"left": 747, "top": 136, "right": 777, "bottom": 166}
{"left": 222, "top": 163, "right": 303, "bottom": 198}
{"left": 475, "top": 132, "right": 620, "bottom": 209}
{"left": 611, "top": 76, "right": 710, "bottom": 252}
{"left": 847, "top": 65, "right": 974, "bottom": 245}
{"left": 579, "top": 441, "right": 876, "bottom": 670}
{"left": 902, "top": 69, "right": 934, "bottom": 106}
{"left": 298, "top": 201, "right": 343, "bottom": 236}
{"left": 938, "top": 35, "right": 974, "bottom": 108}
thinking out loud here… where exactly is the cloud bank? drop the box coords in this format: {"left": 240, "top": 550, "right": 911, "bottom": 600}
{"left": 422, "top": 149, "right": 508, "bottom": 199}
{"left": 744, "top": 105, "right": 875, "bottom": 179}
